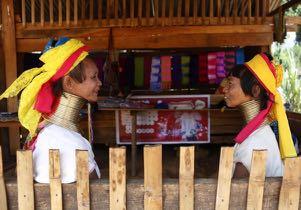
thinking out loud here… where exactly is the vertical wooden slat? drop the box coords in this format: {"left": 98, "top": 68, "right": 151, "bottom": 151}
{"left": 146, "top": 0, "right": 150, "bottom": 25}
{"left": 138, "top": 0, "right": 142, "bottom": 25}
{"left": 184, "top": 0, "right": 190, "bottom": 24}
{"left": 193, "top": 0, "right": 197, "bottom": 24}
{"left": 162, "top": 0, "right": 166, "bottom": 26}
{"left": 49, "top": 0, "right": 54, "bottom": 25}
{"left": 89, "top": 0, "right": 94, "bottom": 21}
{"left": 98, "top": 0, "right": 102, "bottom": 26}
{"left": 240, "top": 0, "right": 245, "bottom": 24}
{"left": 40, "top": 0, "right": 44, "bottom": 26}
{"left": 31, "top": 0, "right": 35, "bottom": 25}
{"left": 81, "top": 0, "right": 86, "bottom": 25}
{"left": 109, "top": 147, "right": 126, "bottom": 210}
{"left": 74, "top": 0, "right": 78, "bottom": 25}
{"left": 168, "top": 0, "right": 174, "bottom": 26}
{"left": 58, "top": 0, "right": 62, "bottom": 26}
{"left": 247, "top": 0, "right": 251, "bottom": 24}
{"left": 130, "top": 0, "right": 134, "bottom": 26}
{"left": 217, "top": 0, "right": 221, "bottom": 24}
{"left": 246, "top": 150, "right": 267, "bottom": 210}
{"left": 278, "top": 157, "right": 301, "bottom": 210}
{"left": 209, "top": 0, "right": 213, "bottom": 24}
{"left": 233, "top": 0, "right": 238, "bottom": 24}
{"left": 17, "top": 150, "right": 34, "bottom": 210}
{"left": 76, "top": 150, "right": 90, "bottom": 210}
{"left": 144, "top": 145, "right": 162, "bottom": 210}
{"left": 66, "top": 0, "right": 70, "bottom": 26}
{"left": 255, "top": 0, "right": 259, "bottom": 24}
{"left": 0, "top": 147, "right": 7, "bottom": 210}
{"left": 225, "top": 0, "right": 229, "bottom": 24}
{"left": 114, "top": 0, "right": 118, "bottom": 24}
{"left": 262, "top": 0, "right": 266, "bottom": 24}
{"left": 122, "top": 0, "right": 126, "bottom": 24}
{"left": 177, "top": 0, "right": 182, "bottom": 24}
{"left": 215, "top": 147, "right": 234, "bottom": 210}
{"left": 22, "top": 0, "right": 26, "bottom": 27}
{"left": 201, "top": 0, "right": 205, "bottom": 24}
{"left": 154, "top": 0, "right": 159, "bottom": 25}
{"left": 179, "top": 146, "right": 194, "bottom": 210}
{"left": 49, "top": 150, "right": 62, "bottom": 210}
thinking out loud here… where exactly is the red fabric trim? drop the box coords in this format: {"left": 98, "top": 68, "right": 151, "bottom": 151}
{"left": 260, "top": 53, "right": 276, "bottom": 78}
{"left": 34, "top": 45, "right": 89, "bottom": 114}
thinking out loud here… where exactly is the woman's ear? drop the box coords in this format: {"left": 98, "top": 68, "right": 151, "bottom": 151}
{"left": 62, "top": 75, "right": 74, "bottom": 92}
{"left": 252, "top": 84, "right": 261, "bottom": 98}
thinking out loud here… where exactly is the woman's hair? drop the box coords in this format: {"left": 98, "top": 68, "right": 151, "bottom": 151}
{"left": 228, "top": 64, "right": 269, "bottom": 110}
{"left": 52, "top": 58, "right": 88, "bottom": 97}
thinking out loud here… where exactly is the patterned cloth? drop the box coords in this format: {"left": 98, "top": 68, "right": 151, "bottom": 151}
{"left": 198, "top": 53, "right": 208, "bottom": 84}
{"left": 216, "top": 51, "right": 226, "bottom": 83}
{"left": 134, "top": 57, "right": 144, "bottom": 88}
{"left": 207, "top": 52, "right": 217, "bottom": 84}
{"left": 236, "top": 48, "right": 245, "bottom": 65}
{"left": 160, "top": 56, "right": 172, "bottom": 89}
{"left": 171, "top": 55, "right": 182, "bottom": 89}
{"left": 150, "top": 56, "right": 161, "bottom": 90}
{"left": 181, "top": 56, "right": 190, "bottom": 86}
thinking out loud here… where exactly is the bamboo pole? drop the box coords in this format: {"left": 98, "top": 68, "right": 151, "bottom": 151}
{"left": 74, "top": 0, "right": 78, "bottom": 25}
{"left": 49, "top": 0, "right": 54, "bottom": 25}
{"left": 40, "top": 0, "right": 45, "bottom": 26}
{"left": 58, "top": 0, "right": 62, "bottom": 26}
{"left": 31, "top": 0, "right": 35, "bottom": 25}
{"left": 66, "top": 0, "right": 70, "bottom": 26}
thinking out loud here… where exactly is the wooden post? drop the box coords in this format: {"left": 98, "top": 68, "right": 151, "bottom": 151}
{"left": 49, "top": 150, "right": 62, "bottom": 210}
{"left": 40, "top": 0, "right": 45, "bottom": 26}
{"left": 144, "top": 145, "right": 162, "bottom": 210}
{"left": 1, "top": 0, "right": 20, "bottom": 155}
{"left": 0, "top": 147, "right": 7, "bottom": 210}
{"left": 109, "top": 147, "right": 126, "bottom": 210}
{"left": 58, "top": 0, "right": 62, "bottom": 26}
{"left": 246, "top": 150, "right": 267, "bottom": 210}
{"left": 17, "top": 150, "right": 34, "bottom": 210}
{"left": 130, "top": 111, "right": 137, "bottom": 177}
{"left": 74, "top": 0, "right": 78, "bottom": 25}
{"left": 76, "top": 150, "right": 90, "bottom": 210}
{"left": 66, "top": 0, "right": 70, "bottom": 26}
{"left": 179, "top": 146, "right": 194, "bottom": 210}
{"left": 215, "top": 147, "right": 234, "bottom": 210}
{"left": 278, "top": 157, "right": 301, "bottom": 210}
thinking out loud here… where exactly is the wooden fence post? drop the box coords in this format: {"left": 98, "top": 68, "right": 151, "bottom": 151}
{"left": 246, "top": 150, "right": 267, "bottom": 210}
{"left": 215, "top": 147, "right": 234, "bottom": 210}
{"left": 144, "top": 145, "right": 162, "bottom": 210}
{"left": 17, "top": 150, "right": 34, "bottom": 210}
{"left": 109, "top": 147, "right": 126, "bottom": 210}
{"left": 49, "top": 149, "right": 62, "bottom": 210}
{"left": 0, "top": 146, "right": 7, "bottom": 210}
{"left": 179, "top": 146, "right": 194, "bottom": 210}
{"left": 76, "top": 150, "right": 90, "bottom": 210}
{"left": 278, "top": 157, "right": 301, "bottom": 210}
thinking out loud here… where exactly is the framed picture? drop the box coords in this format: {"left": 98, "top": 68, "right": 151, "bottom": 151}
{"left": 116, "top": 94, "right": 210, "bottom": 144}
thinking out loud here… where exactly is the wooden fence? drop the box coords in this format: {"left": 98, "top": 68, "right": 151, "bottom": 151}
{"left": 0, "top": 145, "right": 300, "bottom": 209}
{"left": 19, "top": 0, "right": 272, "bottom": 28}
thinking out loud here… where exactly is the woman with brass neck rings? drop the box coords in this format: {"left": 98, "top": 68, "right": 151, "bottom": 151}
{"left": 224, "top": 53, "right": 297, "bottom": 178}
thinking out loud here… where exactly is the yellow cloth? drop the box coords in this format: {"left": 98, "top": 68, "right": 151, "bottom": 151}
{"left": 0, "top": 39, "right": 88, "bottom": 137}
{"left": 245, "top": 54, "right": 297, "bottom": 158}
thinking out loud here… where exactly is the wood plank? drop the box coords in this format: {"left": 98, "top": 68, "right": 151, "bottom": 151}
{"left": 215, "top": 147, "right": 234, "bottom": 210}
{"left": 90, "top": 0, "right": 94, "bottom": 21}
{"left": 74, "top": 0, "right": 78, "bottom": 25}
{"left": 17, "top": 150, "right": 34, "bottom": 210}
{"left": 49, "top": 150, "right": 62, "bottom": 210}
{"left": 40, "top": 0, "right": 45, "bottom": 26}
{"left": 179, "top": 146, "right": 194, "bottom": 210}
{"left": 278, "top": 157, "right": 301, "bottom": 210}
{"left": 130, "top": 0, "right": 134, "bottom": 26}
{"left": 144, "top": 145, "right": 162, "bottom": 210}
{"left": 22, "top": 0, "right": 26, "bottom": 27}
{"left": 97, "top": 0, "right": 102, "bottom": 26}
{"left": 168, "top": 0, "right": 174, "bottom": 26}
{"left": 0, "top": 147, "right": 7, "bottom": 210}
{"left": 4, "top": 178, "right": 290, "bottom": 209}
{"left": 66, "top": 0, "right": 70, "bottom": 26}
{"left": 1, "top": 0, "right": 20, "bottom": 154}
{"left": 31, "top": 0, "right": 35, "bottom": 25}
{"left": 58, "top": 0, "right": 62, "bottom": 26}
{"left": 109, "top": 147, "right": 126, "bottom": 210}
{"left": 49, "top": 0, "right": 54, "bottom": 25}
{"left": 76, "top": 150, "right": 90, "bottom": 210}
{"left": 246, "top": 150, "right": 267, "bottom": 210}
{"left": 185, "top": 0, "right": 190, "bottom": 24}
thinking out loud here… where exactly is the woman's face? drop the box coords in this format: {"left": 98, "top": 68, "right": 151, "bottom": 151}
{"left": 67, "top": 59, "right": 101, "bottom": 102}
{"left": 224, "top": 76, "right": 252, "bottom": 107}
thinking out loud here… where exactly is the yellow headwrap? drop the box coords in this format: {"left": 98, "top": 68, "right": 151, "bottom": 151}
{"left": 0, "top": 39, "right": 89, "bottom": 137}
{"left": 245, "top": 53, "right": 297, "bottom": 158}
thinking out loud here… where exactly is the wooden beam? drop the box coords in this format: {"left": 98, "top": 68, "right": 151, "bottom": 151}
{"left": 1, "top": 0, "right": 20, "bottom": 154}
{"left": 269, "top": 0, "right": 301, "bottom": 16}
{"left": 4, "top": 178, "right": 291, "bottom": 209}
